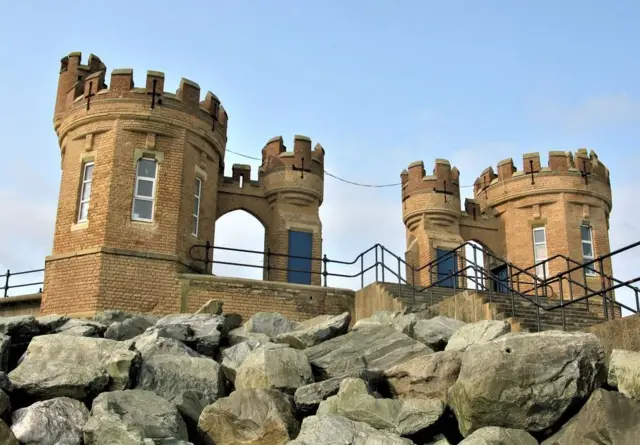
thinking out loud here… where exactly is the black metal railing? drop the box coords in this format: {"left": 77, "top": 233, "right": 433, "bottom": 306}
{"left": 2, "top": 268, "right": 44, "bottom": 298}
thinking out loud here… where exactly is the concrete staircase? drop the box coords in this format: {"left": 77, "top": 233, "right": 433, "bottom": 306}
{"left": 379, "top": 282, "right": 606, "bottom": 332}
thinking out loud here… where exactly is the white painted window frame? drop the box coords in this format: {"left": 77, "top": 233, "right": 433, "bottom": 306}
{"left": 132, "top": 157, "right": 158, "bottom": 222}
{"left": 192, "top": 177, "right": 202, "bottom": 237}
{"left": 532, "top": 226, "right": 550, "bottom": 278}
{"left": 77, "top": 161, "right": 94, "bottom": 223}
{"left": 581, "top": 225, "right": 597, "bottom": 276}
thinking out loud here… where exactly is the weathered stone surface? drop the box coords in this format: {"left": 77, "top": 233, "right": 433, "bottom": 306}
{"left": 0, "top": 315, "right": 41, "bottom": 343}
{"left": 607, "top": 349, "right": 640, "bottom": 401}
{"left": 448, "top": 330, "right": 606, "bottom": 436}
{"left": 459, "top": 426, "right": 538, "bottom": 444}
{"left": 244, "top": 312, "right": 295, "bottom": 338}
{"left": 228, "top": 327, "right": 271, "bottom": 345}
{"left": 235, "top": 343, "right": 314, "bottom": 394}
{"left": 0, "top": 334, "right": 9, "bottom": 373}
{"left": 132, "top": 328, "right": 202, "bottom": 360}
{"left": 318, "top": 378, "right": 444, "bottom": 436}
{"left": 135, "top": 354, "right": 225, "bottom": 428}
{"left": 83, "top": 389, "right": 188, "bottom": 445}
{"left": 36, "top": 315, "right": 69, "bottom": 333}
{"left": 55, "top": 318, "right": 108, "bottom": 337}
{"left": 195, "top": 299, "right": 223, "bottom": 315}
{"left": 0, "top": 372, "right": 12, "bottom": 393}
{"left": 11, "top": 397, "right": 89, "bottom": 445}
{"left": 294, "top": 377, "right": 343, "bottom": 416}
{"left": 220, "top": 338, "right": 265, "bottom": 383}
{"left": 384, "top": 350, "right": 462, "bottom": 401}
{"left": 198, "top": 388, "right": 299, "bottom": 445}
{"left": 353, "top": 311, "right": 418, "bottom": 336}
{"left": 288, "top": 414, "right": 415, "bottom": 445}
{"left": 304, "top": 325, "right": 432, "bottom": 380}
{"left": 105, "top": 315, "right": 157, "bottom": 341}
{"left": 445, "top": 320, "right": 511, "bottom": 352}
{"left": 8, "top": 334, "right": 140, "bottom": 400}
{"left": 155, "top": 314, "right": 226, "bottom": 356}
{"left": 0, "top": 420, "right": 18, "bottom": 445}
{"left": 413, "top": 316, "right": 466, "bottom": 350}
{"left": 0, "top": 390, "right": 9, "bottom": 419}
{"left": 275, "top": 312, "right": 351, "bottom": 349}
{"left": 542, "top": 388, "right": 640, "bottom": 445}
{"left": 93, "top": 309, "right": 132, "bottom": 325}
{"left": 143, "top": 440, "right": 193, "bottom": 445}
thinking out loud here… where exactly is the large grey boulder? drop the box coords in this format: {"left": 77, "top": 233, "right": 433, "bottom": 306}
{"left": 93, "top": 309, "right": 132, "bottom": 325}
{"left": 542, "top": 388, "right": 640, "bottom": 444}
{"left": 353, "top": 311, "right": 419, "bottom": 336}
{"left": 448, "top": 330, "right": 606, "bottom": 436}
{"left": 288, "top": 414, "right": 415, "bottom": 445}
{"left": 459, "top": 426, "right": 538, "bottom": 444}
{"left": 0, "top": 420, "right": 18, "bottom": 445}
{"left": 105, "top": 315, "right": 158, "bottom": 341}
{"left": 11, "top": 397, "right": 89, "bottom": 445}
{"left": 83, "top": 389, "right": 188, "bottom": 445}
{"left": 228, "top": 327, "right": 272, "bottom": 346}
{"left": 413, "top": 316, "right": 466, "bottom": 350}
{"left": 244, "top": 312, "right": 295, "bottom": 338}
{"left": 384, "top": 350, "right": 462, "bottom": 401}
{"left": 294, "top": 377, "right": 343, "bottom": 416}
{"left": 220, "top": 337, "right": 265, "bottom": 383}
{"left": 154, "top": 314, "right": 228, "bottom": 356}
{"left": 607, "top": 349, "right": 640, "bottom": 401}
{"left": 8, "top": 334, "right": 140, "bottom": 400}
{"left": 198, "top": 388, "right": 299, "bottom": 445}
{"left": 275, "top": 312, "right": 351, "bottom": 349}
{"left": 135, "top": 354, "right": 225, "bottom": 428}
{"left": 36, "top": 314, "right": 70, "bottom": 332}
{"left": 445, "top": 320, "right": 511, "bottom": 352}
{"left": 132, "top": 328, "right": 202, "bottom": 360}
{"left": 0, "top": 315, "right": 42, "bottom": 367}
{"left": 235, "top": 343, "right": 314, "bottom": 394}
{"left": 318, "top": 378, "right": 444, "bottom": 436}
{"left": 304, "top": 324, "right": 432, "bottom": 381}
{"left": 55, "top": 318, "right": 108, "bottom": 338}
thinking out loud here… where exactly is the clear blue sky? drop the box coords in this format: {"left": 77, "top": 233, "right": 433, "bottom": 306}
{"left": 1, "top": 1, "right": 639, "bottom": 306}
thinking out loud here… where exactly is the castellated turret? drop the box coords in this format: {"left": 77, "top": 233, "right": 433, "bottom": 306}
{"left": 471, "top": 150, "right": 613, "bottom": 299}
{"left": 43, "top": 52, "right": 228, "bottom": 316}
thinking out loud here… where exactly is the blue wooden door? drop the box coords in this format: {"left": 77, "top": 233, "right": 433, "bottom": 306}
{"left": 288, "top": 230, "right": 313, "bottom": 285}
{"left": 436, "top": 248, "right": 458, "bottom": 288}
{"left": 491, "top": 265, "right": 509, "bottom": 293}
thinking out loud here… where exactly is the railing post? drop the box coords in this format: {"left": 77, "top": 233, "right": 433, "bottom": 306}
{"left": 599, "top": 259, "right": 608, "bottom": 320}
{"left": 3, "top": 269, "right": 9, "bottom": 298}
{"left": 558, "top": 273, "right": 566, "bottom": 331}
{"left": 204, "top": 241, "right": 211, "bottom": 273}
{"left": 472, "top": 247, "right": 479, "bottom": 291}
{"left": 397, "top": 257, "right": 401, "bottom": 288}
{"left": 582, "top": 264, "right": 590, "bottom": 312}
{"left": 566, "top": 258, "right": 574, "bottom": 301}
{"left": 322, "top": 254, "right": 328, "bottom": 287}
{"left": 381, "top": 249, "right": 385, "bottom": 283}
{"left": 533, "top": 284, "right": 541, "bottom": 332}
{"left": 635, "top": 289, "right": 640, "bottom": 314}
{"left": 265, "top": 248, "right": 271, "bottom": 281}
{"left": 542, "top": 261, "right": 548, "bottom": 299}
{"left": 508, "top": 264, "right": 516, "bottom": 318}
{"left": 374, "top": 247, "right": 379, "bottom": 282}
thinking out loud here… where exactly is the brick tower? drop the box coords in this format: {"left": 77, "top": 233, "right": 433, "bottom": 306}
{"left": 42, "top": 52, "right": 228, "bottom": 316}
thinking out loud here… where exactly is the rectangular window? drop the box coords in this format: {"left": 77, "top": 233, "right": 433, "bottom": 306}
{"left": 77, "top": 161, "right": 94, "bottom": 222}
{"left": 192, "top": 177, "right": 202, "bottom": 237}
{"left": 533, "top": 227, "right": 549, "bottom": 278}
{"left": 581, "top": 225, "right": 596, "bottom": 276}
{"left": 132, "top": 158, "right": 157, "bottom": 222}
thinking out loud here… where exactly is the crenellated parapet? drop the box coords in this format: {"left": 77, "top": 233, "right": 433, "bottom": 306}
{"left": 401, "top": 159, "right": 461, "bottom": 229}
{"left": 473, "top": 150, "right": 613, "bottom": 212}
{"left": 260, "top": 135, "right": 325, "bottom": 206}
{"left": 53, "top": 52, "right": 228, "bottom": 159}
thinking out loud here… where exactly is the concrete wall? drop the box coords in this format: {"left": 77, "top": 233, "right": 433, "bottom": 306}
{"left": 0, "top": 294, "right": 42, "bottom": 317}
{"left": 582, "top": 313, "right": 640, "bottom": 362}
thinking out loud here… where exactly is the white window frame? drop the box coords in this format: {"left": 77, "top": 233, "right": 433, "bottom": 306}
{"left": 192, "top": 177, "right": 202, "bottom": 237}
{"left": 77, "top": 161, "right": 94, "bottom": 223}
{"left": 532, "top": 226, "right": 550, "bottom": 278}
{"left": 132, "top": 157, "right": 157, "bottom": 222}
{"left": 581, "top": 225, "right": 597, "bottom": 276}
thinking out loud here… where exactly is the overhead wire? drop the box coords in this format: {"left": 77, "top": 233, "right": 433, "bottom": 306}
{"left": 224, "top": 148, "right": 476, "bottom": 189}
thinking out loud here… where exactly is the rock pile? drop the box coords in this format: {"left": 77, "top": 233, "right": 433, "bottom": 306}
{"left": 0, "top": 304, "right": 638, "bottom": 444}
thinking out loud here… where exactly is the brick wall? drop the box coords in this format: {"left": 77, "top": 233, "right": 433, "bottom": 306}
{"left": 180, "top": 274, "right": 354, "bottom": 323}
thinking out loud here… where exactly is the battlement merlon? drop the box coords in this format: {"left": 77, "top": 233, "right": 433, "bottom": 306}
{"left": 54, "top": 52, "right": 228, "bottom": 133}
{"left": 473, "top": 150, "right": 611, "bottom": 195}
{"left": 260, "top": 135, "right": 325, "bottom": 177}
{"left": 401, "top": 158, "right": 461, "bottom": 200}
{"left": 220, "top": 164, "right": 261, "bottom": 189}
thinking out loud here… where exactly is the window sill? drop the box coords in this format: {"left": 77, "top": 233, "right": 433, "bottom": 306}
{"left": 71, "top": 221, "right": 89, "bottom": 231}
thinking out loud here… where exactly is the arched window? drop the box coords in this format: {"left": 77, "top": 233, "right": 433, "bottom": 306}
{"left": 132, "top": 157, "right": 157, "bottom": 222}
